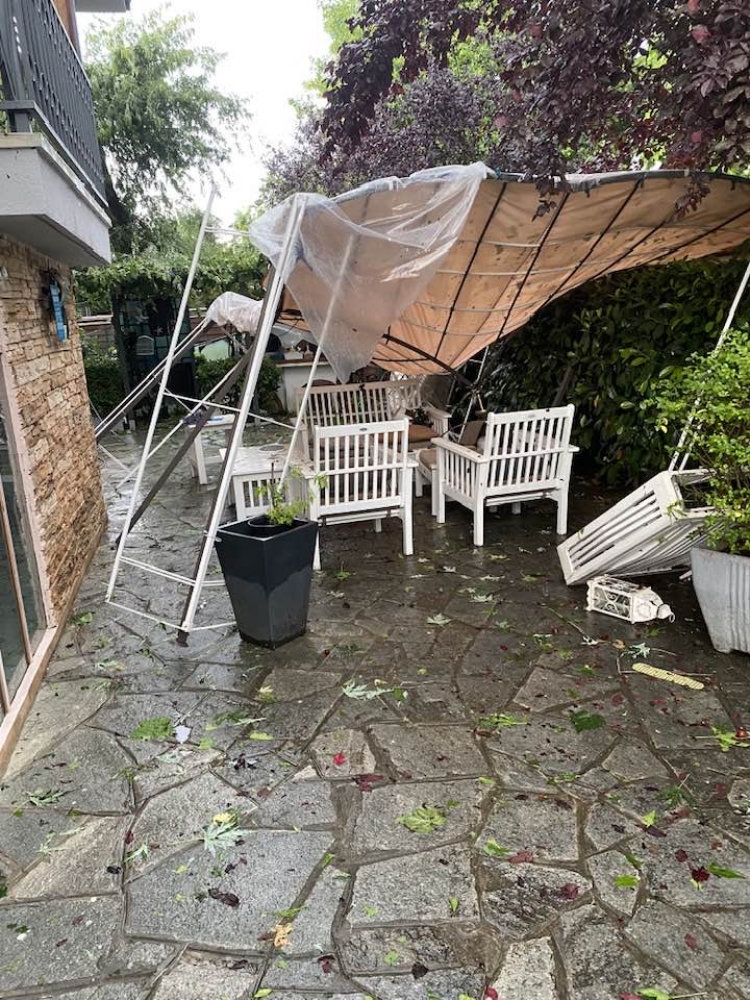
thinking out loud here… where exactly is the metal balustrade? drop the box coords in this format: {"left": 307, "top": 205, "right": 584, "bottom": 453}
{"left": 0, "top": 0, "right": 107, "bottom": 204}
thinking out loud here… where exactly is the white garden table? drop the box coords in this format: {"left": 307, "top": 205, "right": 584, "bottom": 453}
{"left": 184, "top": 413, "right": 235, "bottom": 485}
{"left": 220, "top": 442, "right": 292, "bottom": 519}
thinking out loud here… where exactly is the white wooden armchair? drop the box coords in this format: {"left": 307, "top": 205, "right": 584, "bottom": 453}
{"left": 296, "top": 378, "right": 450, "bottom": 456}
{"left": 434, "top": 405, "right": 578, "bottom": 545}
{"left": 305, "top": 418, "right": 415, "bottom": 570}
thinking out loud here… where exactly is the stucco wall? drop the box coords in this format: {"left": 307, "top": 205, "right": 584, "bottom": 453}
{"left": 0, "top": 235, "right": 106, "bottom": 618}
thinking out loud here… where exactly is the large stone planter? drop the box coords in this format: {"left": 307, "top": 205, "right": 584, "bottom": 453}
{"left": 691, "top": 547, "right": 750, "bottom": 655}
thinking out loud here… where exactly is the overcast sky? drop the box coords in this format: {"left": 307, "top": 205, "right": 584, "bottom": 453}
{"left": 78, "top": 0, "right": 330, "bottom": 225}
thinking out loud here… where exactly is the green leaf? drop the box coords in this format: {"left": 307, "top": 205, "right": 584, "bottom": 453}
{"left": 130, "top": 717, "right": 174, "bottom": 741}
{"left": 274, "top": 905, "right": 307, "bottom": 920}
{"left": 707, "top": 861, "right": 746, "bottom": 879}
{"left": 569, "top": 710, "right": 605, "bottom": 733}
{"left": 383, "top": 949, "right": 400, "bottom": 966}
{"left": 248, "top": 732, "right": 274, "bottom": 741}
{"left": 255, "top": 991, "right": 274, "bottom": 999}
{"left": 483, "top": 839, "right": 510, "bottom": 858}
{"left": 449, "top": 897, "right": 460, "bottom": 915}
{"left": 615, "top": 873, "right": 639, "bottom": 889}
{"left": 641, "top": 810, "right": 657, "bottom": 829}
{"left": 70, "top": 611, "right": 93, "bottom": 626}
{"left": 478, "top": 712, "right": 529, "bottom": 729}
{"left": 637, "top": 990, "right": 671, "bottom": 1000}
{"left": 426, "top": 613, "right": 452, "bottom": 627}
{"left": 397, "top": 805, "right": 446, "bottom": 834}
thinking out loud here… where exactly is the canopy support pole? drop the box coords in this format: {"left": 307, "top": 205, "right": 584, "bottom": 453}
{"left": 106, "top": 186, "right": 216, "bottom": 603}
{"left": 177, "top": 199, "right": 304, "bottom": 640}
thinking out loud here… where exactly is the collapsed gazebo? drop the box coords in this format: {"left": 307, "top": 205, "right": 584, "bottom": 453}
{"left": 103, "top": 164, "right": 750, "bottom": 637}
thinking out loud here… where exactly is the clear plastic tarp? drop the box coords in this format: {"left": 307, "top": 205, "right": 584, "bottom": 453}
{"left": 204, "top": 291, "right": 262, "bottom": 333}
{"left": 249, "top": 166, "right": 750, "bottom": 380}
{"left": 248, "top": 163, "right": 488, "bottom": 382}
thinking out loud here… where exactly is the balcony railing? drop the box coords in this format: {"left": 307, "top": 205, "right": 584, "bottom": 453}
{"left": 0, "top": 0, "right": 107, "bottom": 205}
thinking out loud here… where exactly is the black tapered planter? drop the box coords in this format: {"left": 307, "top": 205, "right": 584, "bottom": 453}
{"left": 215, "top": 516, "right": 318, "bottom": 648}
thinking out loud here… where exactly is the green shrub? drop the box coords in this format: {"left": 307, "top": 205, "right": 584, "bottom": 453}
{"left": 482, "top": 256, "right": 750, "bottom": 486}
{"left": 195, "top": 353, "right": 281, "bottom": 411}
{"left": 650, "top": 327, "right": 750, "bottom": 556}
{"left": 82, "top": 338, "right": 125, "bottom": 416}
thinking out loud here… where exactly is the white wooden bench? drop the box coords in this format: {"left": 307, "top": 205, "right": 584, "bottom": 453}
{"left": 434, "top": 405, "right": 578, "bottom": 545}
{"left": 304, "top": 419, "right": 415, "bottom": 570}
{"left": 557, "top": 469, "right": 713, "bottom": 584}
{"left": 296, "top": 378, "right": 450, "bottom": 456}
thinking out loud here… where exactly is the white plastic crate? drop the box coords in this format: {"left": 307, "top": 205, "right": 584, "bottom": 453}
{"left": 557, "top": 470, "right": 714, "bottom": 585}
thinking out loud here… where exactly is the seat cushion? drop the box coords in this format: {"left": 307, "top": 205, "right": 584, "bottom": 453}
{"left": 408, "top": 423, "right": 434, "bottom": 444}
{"left": 418, "top": 448, "right": 438, "bottom": 470}
{"left": 459, "top": 419, "right": 485, "bottom": 447}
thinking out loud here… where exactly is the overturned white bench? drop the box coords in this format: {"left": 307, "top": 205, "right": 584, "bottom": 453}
{"left": 557, "top": 469, "right": 714, "bottom": 585}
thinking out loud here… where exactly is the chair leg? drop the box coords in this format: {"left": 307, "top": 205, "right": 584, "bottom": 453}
{"left": 556, "top": 489, "right": 569, "bottom": 535}
{"left": 512, "top": 501, "right": 521, "bottom": 515}
{"left": 374, "top": 518, "right": 382, "bottom": 533}
{"left": 431, "top": 468, "right": 438, "bottom": 517}
{"left": 436, "top": 482, "right": 446, "bottom": 524}
{"left": 415, "top": 473, "right": 423, "bottom": 498}
{"left": 403, "top": 480, "right": 414, "bottom": 556}
{"left": 473, "top": 503, "right": 485, "bottom": 547}
{"left": 313, "top": 534, "right": 322, "bottom": 571}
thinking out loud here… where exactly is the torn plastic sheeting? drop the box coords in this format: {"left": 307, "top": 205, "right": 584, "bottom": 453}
{"left": 204, "top": 291, "right": 263, "bottom": 333}
{"left": 248, "top": 163, "right": 489, "bottom": 383}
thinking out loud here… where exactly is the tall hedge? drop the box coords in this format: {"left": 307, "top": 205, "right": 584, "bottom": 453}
{"left": 482, "top": 256, "right": 750, "bottom": 486}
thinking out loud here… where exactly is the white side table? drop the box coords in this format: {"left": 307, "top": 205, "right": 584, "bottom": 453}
{"left": 184, "top": 414, "right": 235, "bottom": 485}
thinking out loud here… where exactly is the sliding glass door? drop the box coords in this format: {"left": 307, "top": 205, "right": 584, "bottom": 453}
{"left": 0, "top": 391, "right": 45, "bottom": 712}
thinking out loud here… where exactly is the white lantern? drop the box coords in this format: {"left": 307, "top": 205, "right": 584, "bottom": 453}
{"left": 586, "top": 575, "right": 674, "bottom": 624}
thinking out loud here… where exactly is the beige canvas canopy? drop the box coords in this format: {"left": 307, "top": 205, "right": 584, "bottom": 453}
{"left": 248, "top": 165, "right": 750, "bottom": 382}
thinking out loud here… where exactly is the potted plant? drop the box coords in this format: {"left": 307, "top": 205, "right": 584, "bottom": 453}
{"left": 652, "top": 326, "right": 750, "bottom": 654}
{"left": 214, "top": 470, "right": 319, "bottom": 648}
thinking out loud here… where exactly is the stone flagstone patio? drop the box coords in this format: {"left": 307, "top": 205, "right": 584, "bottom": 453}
{"left": 2, "top": 427, "right": 750, "bottom": 1000}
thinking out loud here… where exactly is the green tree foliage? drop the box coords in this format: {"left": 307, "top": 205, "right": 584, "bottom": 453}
{"left": 81, "top": 339, "right": 124, "bottom": 416}
{"left": 86, "top": 10, "right": 249, "bottom": 251}
{"left": 650, "top": 326, "right": 750, "bottom": 555}
{"left": 195, "top": 354, "right": 281, "bottom": 412}
{"left": 482, "top": 256, "right": 750, "bottom": 487}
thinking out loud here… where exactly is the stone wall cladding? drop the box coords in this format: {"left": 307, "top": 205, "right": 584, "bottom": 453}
{"left": 0, "top": 235, "right": 106, "bottom": 618}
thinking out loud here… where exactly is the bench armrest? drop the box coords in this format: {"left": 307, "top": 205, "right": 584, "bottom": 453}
{"left": 433, "top": 437, "right": 487, "bottom": 463}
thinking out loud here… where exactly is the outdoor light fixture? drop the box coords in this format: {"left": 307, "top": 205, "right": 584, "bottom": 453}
{"left": 586, "top": 575, "right": 673, "bottom": 624}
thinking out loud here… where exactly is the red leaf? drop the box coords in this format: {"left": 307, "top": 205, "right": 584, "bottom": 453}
{"left": 611, "top": 693, "right": 624, "bottom": 706}
{"left": 486, "top": 990, "right": 499, "bottom": 1000}
{"left": 55, "top": 938, "right": 68, "bottom": 948}
{"left": 558, "top": 882, "right": 580, "bottom": 900}
{"left": 691, "top": 24, "right": 711, "bottom": 44}
{"left": 687, "top": 0, "right": 700, "bottom": 14}
{"left": 208, "top": 888, "right": 240, "bottom": 907}
{"left": 620, "top": 994, "right": 641, "bottom": 1000}
{"left": 684, "top": 932, "right": 698, "bottom": 951}
{"left": 353, "top": 773, "right": 384, "bottom": 793}
{"left": 318, "top": 954, "right": 335, "bottom": 974}
{"left": 675, "top": 849, "right": 689, "bottom": 863}
{"left": 71, "top": 915, "right": 84, "bottom": 926}
{"left": 690, "top": 865, "right": 710, "bottom": 883}
{"left": 508, "top": 850, "right": 534, "bottom": 864}
{"left": 332, "top": 752, "right": 347, "bottom": 767}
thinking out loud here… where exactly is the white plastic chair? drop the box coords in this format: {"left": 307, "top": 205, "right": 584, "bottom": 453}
{"left": 306, "top": 419, "right": 415, "bottom": 570}
{"left": 434, "top": 405, "right": 578, "bottom": 545}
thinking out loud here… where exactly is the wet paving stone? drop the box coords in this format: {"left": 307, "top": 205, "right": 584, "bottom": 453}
{"left": 490, "top": 937, "right": 557, "bottom": 999}
{"left": 308, "top": 728, "right": 378, "bottom": 778}
{"left": 251, "top": 772, "right": 337, "bottom": 828}
{"left": 369, "top": 723, "right": 488, "bottom": 779}
{"left": 9, "top": 815, "right": 128, "bottom": 899}
{"left": 350, "top": 844, "right": 478, "bottom": 924}
{"left": 483, "top": 714, "right": 617, "bottom": 775}
{"left": 0, "top": 726, "right": 133, "bottom": 814}
{"left": 354, "top": 968, "right": 484, "bottom": 1000}
{"left": 350, "top": 778, "right": 487, "bottom": 857}
{"left": 149, "top": 955, "right": 259, "bottom": 1000}
{"left": 480, "top": 860, "right": 592, "bottom": 940}
{"left": 478, "top": 792, "right": 579, "bottom": 861}
{"left": 0, "top": 896, "right": 122, "bottom": 992}
{"left": 559, "top": 903, "right": 679, "bottom": 1000}
{"left": 125, "top": 830, "right": 332, "bottom": 949}
{"left": 9, "top": 435, "right": 750, "bottom": 997}
{"left": 625, "top": 898, "right": 725, "bottom": 989}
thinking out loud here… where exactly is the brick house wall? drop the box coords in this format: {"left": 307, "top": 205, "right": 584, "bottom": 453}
{"left": 0, "top": 235, "right": 106, "bottom": 619}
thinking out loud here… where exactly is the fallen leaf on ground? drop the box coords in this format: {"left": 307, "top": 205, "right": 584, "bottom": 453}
{"left": 208, "top": 887, "right": 240, "bottom": 907}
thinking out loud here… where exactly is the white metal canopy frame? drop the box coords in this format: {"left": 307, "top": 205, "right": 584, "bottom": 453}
{"left": 106, "top": 164, "right": 750, "bottom": 638}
